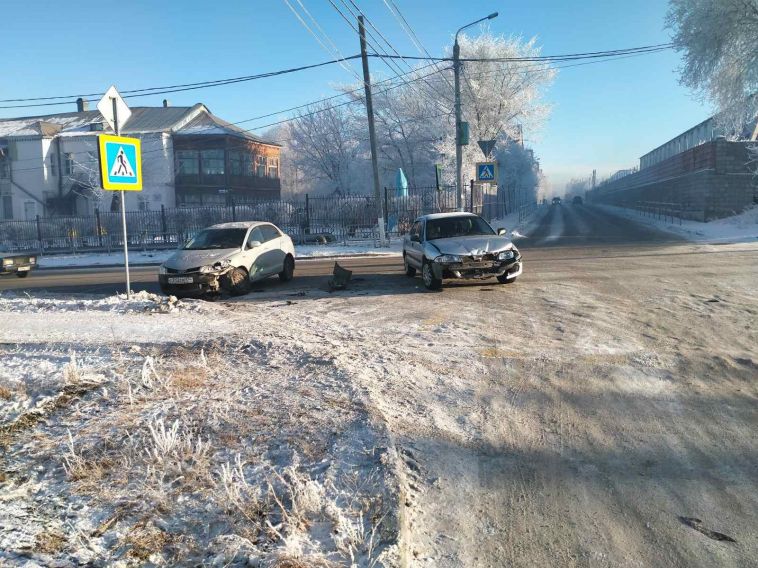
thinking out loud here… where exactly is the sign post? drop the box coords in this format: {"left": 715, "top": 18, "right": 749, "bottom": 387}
{"left": 96, "top": 88, "right": 141, "bottom": 299}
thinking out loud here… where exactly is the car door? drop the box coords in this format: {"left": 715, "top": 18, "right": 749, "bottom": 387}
{"left": 407, "top": 220, "right": 424, "bottom": 268}
{"left": 244, "top": 226, "right": 267, "bottom": 281}
{"left": 259, "top": 224, "right": 286, "bottom": 275}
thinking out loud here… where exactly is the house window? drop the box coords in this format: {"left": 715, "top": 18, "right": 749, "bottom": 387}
{"left": 256, "top": 155, "right": 266, "bottom": 177}
{"left": 229, "top": 151, "right": 245, "bottom": 176}
{"left": 63, "top": 153, "right": 73, "bottom": 176}
{"left": 49, "top": 154, "right": 57, "bottom": 176}
{"left": 24, "top": 201, "right": 36, "bottom": 221}
{"left": 268, "top": 157, "right": 279, "bottom": 178}
{"left": 1, "top": 195, "right": 11, "bottom": 219}
{"left": 176, "top": 150, "right": 199, "bottom": 175}
{"left": 201, "top": 149, "right": 224, "bottom": 176}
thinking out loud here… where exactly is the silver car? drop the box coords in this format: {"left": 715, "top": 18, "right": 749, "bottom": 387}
{"left": 403, "top": 213, "right": 522, "bottom": 290}
{"left": 159, "top": 221, "right": 296, "bottom": 297}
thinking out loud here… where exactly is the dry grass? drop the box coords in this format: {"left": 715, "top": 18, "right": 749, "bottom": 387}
{"left": 0, "top": 385, "right": 12, "bottom": 400}
{"left": 123, "top": 521, "right": 171, "bottom": 561}
{"left": 35, "top": 530, "right": 67, "bottom": 554}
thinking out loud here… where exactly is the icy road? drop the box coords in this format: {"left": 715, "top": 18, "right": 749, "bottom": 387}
{"left": 1, "top": 206, "right": 757, "bottom": 566}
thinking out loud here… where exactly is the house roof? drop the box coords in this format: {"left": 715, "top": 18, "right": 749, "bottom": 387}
{"left": 0, "top": 104, "right": 279, "bottom": 145}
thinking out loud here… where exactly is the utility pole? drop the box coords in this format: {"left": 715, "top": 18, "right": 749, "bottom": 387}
{"left": 454, "top": 12, "right": 498, "bottom": 212}
{"left": 358, "top": 15, "right": 386, "bottom": 244}
{"left": 112, "top": 97, "right": 131, "bottom": 300}
{"left": 453, "top": 40, "right": 463, "bottom": 211}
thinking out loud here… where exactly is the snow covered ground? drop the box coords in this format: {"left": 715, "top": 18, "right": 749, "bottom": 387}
{"left": 599, "top": 204, "right": 758, "bottom": 244}
{"left": 4, "top": 240, "right": 757, "bottom": 566}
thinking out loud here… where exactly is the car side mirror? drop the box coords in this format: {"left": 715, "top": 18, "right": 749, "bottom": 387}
{"left": 497, "top": 228, "right": 507, "bottom": 236}
{"left": 247, "top": 240, "right": 262, "bottom": 249}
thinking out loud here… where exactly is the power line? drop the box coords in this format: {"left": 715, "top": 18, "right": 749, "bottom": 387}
{"left": 380, "top": 0, "right": 455, "bottom": 91}
{"left": 5, "top": 48, "right": 670, "bottom": 174}
{"left": 0, "top": 43, "right": 672, "bottom": 110}
{"left": 0, "top": 54, "right": 364, "bottom": 110}
{"left": 282, "top": 0, "right": 364, "bottom": 82}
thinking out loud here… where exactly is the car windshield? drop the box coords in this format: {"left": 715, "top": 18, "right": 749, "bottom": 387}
{"left": 183, "top": 228, "right": 247, "bottom": 250}
{"left": 425, "top": 216, "right": 495, "bottom": 240}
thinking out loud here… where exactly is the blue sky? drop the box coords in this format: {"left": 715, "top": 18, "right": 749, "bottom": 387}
{"left": 0, "top": 0, "right": 711, "bottom": 192}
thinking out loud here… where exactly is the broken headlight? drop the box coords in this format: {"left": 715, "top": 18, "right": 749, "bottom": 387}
{"left": 498, "top": 250, "right": 516, "bottom": 261}
{"left": 434, "top": 254, "right": 463, "bottom": 264}
{"left": 200, "top": 260, "right": 231, "bottom": 273}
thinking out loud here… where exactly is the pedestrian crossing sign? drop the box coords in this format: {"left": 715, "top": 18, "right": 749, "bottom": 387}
{"left": 98, "top": 134, "right": 142, "bottom": 191}
{"left": 476, "top": 162, "right": 497, "bottom": 182}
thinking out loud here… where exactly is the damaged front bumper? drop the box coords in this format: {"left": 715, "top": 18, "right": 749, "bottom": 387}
{"left": 432, "top": 255, "right": 523, "bottom": 281}
{"left": 158, "top": 267, "right": 231, "bottom": 297}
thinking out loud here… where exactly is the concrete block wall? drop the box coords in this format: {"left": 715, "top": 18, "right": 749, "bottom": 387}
{"left": 590, "top": 139, "right": 756, "bottom": 221}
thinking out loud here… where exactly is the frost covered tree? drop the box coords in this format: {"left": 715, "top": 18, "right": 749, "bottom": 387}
{"left": 494, "top": 141, "right": 541, "bottom": 209}
{"left": 433, "top": 30, "right": 555, "bottom": 186}
{"left": 287, "top": 101, "right": 364, "bottom": 195}
{"left": 666, "top": 0, "right": 758, "bottom": 136}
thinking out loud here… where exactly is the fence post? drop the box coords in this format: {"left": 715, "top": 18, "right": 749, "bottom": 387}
{"left": 469, "top": 179, "right": 474, "bottom": 213}
{"left": 305, "top": 194, "right": 311, "bottom": 234}
{"left": 36, "top": 215, "right": 44, "bottom": 252}
{"left": 231, "top": 198, "right": 237, "bottom": 222}
{"left": 384, "top": 187, "right": 389, "bottom": 233}
{"left": 160, "top": 204, "right": 168, "bottom": 243}
{"left": 95, "top": 208, "right": 103, "bottom": 247}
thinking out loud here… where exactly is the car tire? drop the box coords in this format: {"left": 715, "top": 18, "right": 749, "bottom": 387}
{"left": 16, "top": 272, "right": 29, "bottom": 278}
{"left": 222, "top": 267, "right": 252, "bottom": 296}
{"left": 422, "top": 261, "right": 442, "bottom": 290}
{"left": 403, "top": 254, "right": 416, "bottom": 277}
{"left": 279, "top": 255, "right": 295, "bottom": 282}
{"left": 497, "top": 274, "right": 517, "bottom": 284}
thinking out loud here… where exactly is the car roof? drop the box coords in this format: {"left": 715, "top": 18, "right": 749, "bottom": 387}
{"left": 206, "top": 221, "right": 270, "bottom": 230}
{"left": 415, "top": 212, "right": 480, "bottom": 222}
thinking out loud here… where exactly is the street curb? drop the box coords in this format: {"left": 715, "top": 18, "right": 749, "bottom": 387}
{"left": 36, "top": 252, "right": 402, "bottom": 271}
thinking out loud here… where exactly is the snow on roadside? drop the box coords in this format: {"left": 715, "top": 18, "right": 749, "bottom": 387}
{"left": 0, "top": 290, "right": 206, "bottom": 314}
{"left": 599, "top": 203, "right": 758, "bottom": 244}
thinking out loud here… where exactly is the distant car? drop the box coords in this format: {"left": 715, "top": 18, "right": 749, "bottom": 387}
{"left": 158, "top": 221, "right": 295, "bottom": 297}
{"left": 0, "top": 245, "right": 37, "bottom": 278}
{"left": 402, "top": 213, "right": 522, "bottom": 290}
{"left": 552, "top": 197, "right": 562, "bottom": 205}
{"left": 572, "top": 195, "right": 583, "bottom": 205}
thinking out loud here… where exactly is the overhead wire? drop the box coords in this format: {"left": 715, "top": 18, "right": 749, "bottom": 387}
{"left": 6, "top": 48, "right": 670, "bottom": 173}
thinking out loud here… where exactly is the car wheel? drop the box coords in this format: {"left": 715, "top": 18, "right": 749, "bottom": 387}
{"left": 222, "top": 267, "right": 252, "bottom": 296}
{"left": 279, "top": 255, "right": 295, "bottom": 282}
{"left": 403, "top": 254, "right": 416, "bottom": 277}
{"left": 497, "top": 274, "right": 517, "bottom": 284}
{"left": 422, "top": 261, "right": 442, "bottom": 290}
{"left": 16, "top": 272, "right": 29, "bottom": 278}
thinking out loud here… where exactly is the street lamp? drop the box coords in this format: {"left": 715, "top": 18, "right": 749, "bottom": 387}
{"left": 454, "top": 11, "right": 498, "bottom": 210}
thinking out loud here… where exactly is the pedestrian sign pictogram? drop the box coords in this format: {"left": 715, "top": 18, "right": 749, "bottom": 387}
{"left": 476, "top": 162, "right": 497, "bottom": 182}
{"left": 98, "top": 134, "right": 142, "bottom": 191}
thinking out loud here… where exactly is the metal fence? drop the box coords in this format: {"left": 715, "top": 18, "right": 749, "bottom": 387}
{"left": 626, "top": 201, "right": 684, "bottom": 225}
{"left": 0, "top": 184, "right": 525, "bottom": 253}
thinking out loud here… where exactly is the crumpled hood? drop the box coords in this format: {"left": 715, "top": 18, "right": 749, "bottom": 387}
{"left": 163, "top": 248, "right": 239, "bottom": 271}
{"left": 427, "top": 236, "right": 513, "bottom": 256}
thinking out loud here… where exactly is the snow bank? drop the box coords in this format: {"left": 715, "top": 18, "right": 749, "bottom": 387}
{"left": 0, "top": 290, "right": 205, "bottom": 314}
{"left": 600, "top": 204, "right": 758, "bottom": 244}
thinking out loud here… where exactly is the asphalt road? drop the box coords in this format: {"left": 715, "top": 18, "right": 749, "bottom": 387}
{"left": 0, "top": 204, "right": 702, "bottom": 296}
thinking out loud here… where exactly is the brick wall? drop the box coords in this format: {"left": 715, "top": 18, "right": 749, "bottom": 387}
{"left": 589, "top": 139, "right": 756, "bottom": 221}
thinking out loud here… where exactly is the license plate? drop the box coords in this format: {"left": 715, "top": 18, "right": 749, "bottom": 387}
{"left": 168, "top": 276, "right": 193, "bottom": 284}
{"left": 17, "top": 266, "right": 30, "bottom": 271}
